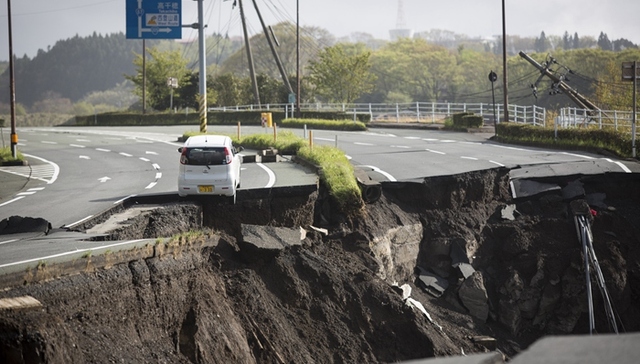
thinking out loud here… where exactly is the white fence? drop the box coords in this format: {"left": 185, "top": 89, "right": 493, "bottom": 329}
{"left": 210, "top": 102, "right": 546, "bottom": 126}
{"left": 557, "top": 107, "right": 635, "bottom": 131}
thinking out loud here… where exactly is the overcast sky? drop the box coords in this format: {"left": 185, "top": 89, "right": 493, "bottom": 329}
{"left": 1, "top": 0, "right": 639, "bottom": 61}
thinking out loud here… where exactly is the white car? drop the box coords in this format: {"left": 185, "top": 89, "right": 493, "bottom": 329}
{"left": 177, "top": 135, "right": 242, "bottom": 202}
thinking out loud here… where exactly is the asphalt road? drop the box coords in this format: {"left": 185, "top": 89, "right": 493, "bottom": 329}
{"left": 1, "top": 124, "right": 639, "bottom": 273}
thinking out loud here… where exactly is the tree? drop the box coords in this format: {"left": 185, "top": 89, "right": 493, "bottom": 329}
{"left": 598, "top": 32, "right": 612, "bottom": 51}
{"left": 534, "top": 31, "right": 549, "bottom": 53}
{"left": 125, "top": 47, "right": 189, "bottom": 111}
{"left": 573, "top": 32, "right": 580, "bottom": 49}
{"left": 308, "top": 44, "right": 376, "bottom": 104}
{"left": 562, "top": 31, "right": 572, "bottom": 50}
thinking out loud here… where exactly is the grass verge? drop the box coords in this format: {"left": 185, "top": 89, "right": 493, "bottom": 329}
{"left": 0, "top": 146, "right": 24, "bottom": 164}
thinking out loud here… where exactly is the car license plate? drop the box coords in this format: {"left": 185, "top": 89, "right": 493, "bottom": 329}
{"left": 198, "top": 185, "right": 213, "bottom": 193}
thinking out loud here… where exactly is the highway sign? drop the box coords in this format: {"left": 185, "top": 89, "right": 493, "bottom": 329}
{"left": 126, "top": 0, "right": 182, "bottom": 40}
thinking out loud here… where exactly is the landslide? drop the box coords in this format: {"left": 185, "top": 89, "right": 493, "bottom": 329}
{"left": 1, "top": 168, "right": 639, "bottom": 363}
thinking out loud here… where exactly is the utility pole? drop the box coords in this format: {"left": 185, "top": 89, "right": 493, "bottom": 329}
{"left": 238, "top": 0, "right": 260, "bottom": 106}
{"left": 251, "top": 0, "right": 293, "bottom": 95}
{"left": 519, "top": 51, "right": 600, "bottom": 111}
{"left": 501, "top": 0, "right": 509, "bottom": 123}
{"left": 196, "top": 0, "right": 207, "bottom": 132}
{"left": 296, "top": 0, "right": 301, "bottom": 117}
{"left": 6, "top": 0, "right": 18, "bottom": 158}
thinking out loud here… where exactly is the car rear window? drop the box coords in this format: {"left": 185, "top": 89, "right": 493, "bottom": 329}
{"left": 184, "top": 147, "right": 226, "bottom": 165}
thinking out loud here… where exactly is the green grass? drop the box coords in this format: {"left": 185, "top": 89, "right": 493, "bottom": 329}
{"left": 0, "top": 146, "right": 24, "bottom": 163}
{"left": 496, "top": 123, "right": 635, "bottom": 158}
{"left": 282, "top": 118, "right": 366, "bottom": 131}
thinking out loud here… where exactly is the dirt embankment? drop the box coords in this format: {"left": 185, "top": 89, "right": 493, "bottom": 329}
{"left": 1, "top": 168, "right": 639, "bottom": 363}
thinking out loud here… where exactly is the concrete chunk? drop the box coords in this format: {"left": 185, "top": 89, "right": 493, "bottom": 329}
{"left": 417, "top": 267, "right": 449, "bottom": 297}
{"left": 0, "top": 296, "right": 42, "bottom": 311}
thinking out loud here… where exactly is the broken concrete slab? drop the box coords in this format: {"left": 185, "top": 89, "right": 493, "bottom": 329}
{"left": 561, "top": 180, "right": 585, "bottom": 200}
{"left": 454, "top": 263, "right": 476, "bottom": 280}
{"left": 416, "top": 266, "right": 449, "bottom": 297}
{"left": 509, "top": 179, "right": 561, "bottom": 199}
{"left": 239, "top": 224, "right": 302, "bottom": 262}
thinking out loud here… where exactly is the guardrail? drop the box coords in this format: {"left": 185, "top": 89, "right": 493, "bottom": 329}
{"left": 210, "top": 102, "right": 546, "bottom": 125}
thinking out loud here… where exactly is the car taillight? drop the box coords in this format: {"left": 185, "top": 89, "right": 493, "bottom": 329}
{"left": 224, "top": 147, "right": 232, "bottom": 164}
{"left": 180, "top": 147, "right": 188, "bottom": 164}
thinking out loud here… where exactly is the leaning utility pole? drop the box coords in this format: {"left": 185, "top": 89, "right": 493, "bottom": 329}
{"left": 238, "top": 0, "right": 260, "bottom": 106}
{"left": 251, "top": 0, "right": 293, "bottom": 95}
{"left": 519, "top": 51, "right": 600, "bottom": 111}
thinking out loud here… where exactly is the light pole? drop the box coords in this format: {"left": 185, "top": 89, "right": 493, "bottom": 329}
{"left": 502, "top": 0, "right": 509, "bottom": 123}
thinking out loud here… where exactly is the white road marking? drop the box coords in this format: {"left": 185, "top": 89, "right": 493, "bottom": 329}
{"left": 70, "top": 144, "right": 85, "bottom": 148}
{"left": 0, "top": 239, "right": 18, "bottom": 246}
{"left": 155, "top": 172, "right": 162, "bottom": 179}
{"left": 0, "top": 196, "right": 25, "bottom": 207}
{"left": 426, "top": 149, "right": 445, "bottom": 155}
{"left": 354, "top": 142, "right": 374, "bottom": 146}
{"left": 41, "top": 141, "right": 57, "bottom": 144}
{"left": 489, "top": 160, "right": 505, "bottom": 167}
{"left": 63, "top": 215, "right": 94, "bottom": 228}
{"left": 422, "top": 138, "right": 439, "bottom": 141}
{"left": 28, "top": 187, "right": 45, "bottom": 191}
{"left": 257, "top": 163, "right": 276, "bottom": 188}
{"left": 315, "top": 137, "right": 335, "bottom": 142}
{"left": 360, "top": 165, "right": 397, "bottom": 182}
{"left": 119, "top": 152, "right": 133, "bottom": 157}
{"left": 96, "top": 148, "right": 111, "bottom": 152}
{"left": 490, "top": 144, "right": 530, "bottom": 151}
{"left": 139, "top": 157, "right": 150, "bottom": 162}
{"left": 460, "top": 156, "right": 479, "bottom": 160}
{"left": 23, "top": 153, "right": 59, "bottom": 184}
{"left": 79, "top": 155, "right": 90, "bottom": 159}
{"left": 152, "top": 163, "right": 161, "bottom": 170}
{"left": 145, "top": 151, "right": 158, "bottom": 155}
{"left": 560, "top": 152, "right": 595, "bottom": 160}
{"left": 17, "top": 191, "right": 36, "bottom": 196}
{"left": 76, "top": 139, "right": 91, "bottom": 142}
{"left": 0, "top": 239, "right": 148, "bottom": 269}
{"left": 404, "top": 136, "right": 422, "bottom": 140}
{"left": 604, "top": 158, "right": 632, "bottom": 173}
{"left": 113, "top": 194, "right": 137, "bottom": 205}
{"left": 440, "top": 140, "right": 456, "bottom": 143}
{"left": 145, "top": 182, "right": 157, "bottom": 189}
{"left": 390, "top": 145, "right": 411, "bottom": 149}
{"left": 98, "top": 176, "right": 111, "bottom": 183}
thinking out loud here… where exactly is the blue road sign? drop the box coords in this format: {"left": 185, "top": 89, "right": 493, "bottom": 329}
{"left": 126, "top": 0, "right": 182, "bottom": 39}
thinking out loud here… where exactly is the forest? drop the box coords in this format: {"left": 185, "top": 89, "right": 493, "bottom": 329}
{"left": 0, "top": 23, "right": 638, "bottom": 118}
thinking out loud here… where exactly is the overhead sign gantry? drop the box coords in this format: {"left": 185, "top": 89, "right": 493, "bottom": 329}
{"left": 125, "top": 0, "right": 182, "bottom": 39}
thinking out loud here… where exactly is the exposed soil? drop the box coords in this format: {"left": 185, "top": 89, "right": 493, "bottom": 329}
{"left": 1, "top": 167, "right": 639, "bottom": 363}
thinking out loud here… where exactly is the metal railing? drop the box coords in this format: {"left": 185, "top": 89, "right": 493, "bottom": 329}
{"left": 209, "top": 102, "right": 546, "bottom": 126}
{"left": 557, "top": 107, "right": 635, "bottom": 131}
